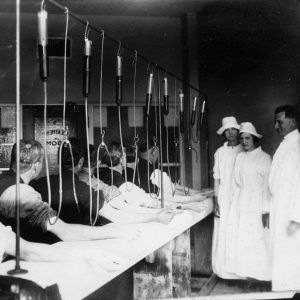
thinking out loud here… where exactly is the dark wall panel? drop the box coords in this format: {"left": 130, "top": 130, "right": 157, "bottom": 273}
{"left": 197, "top": 0, "right": 300, "bottom": 183}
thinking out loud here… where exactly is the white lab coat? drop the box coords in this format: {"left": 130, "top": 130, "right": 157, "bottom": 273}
{"left": 226, "top": 147, "right": 272, "bottom": 280}
{"left": 269, "top": 129, "right": 300, "bottom": 291}
{"left": 212, "top": 142, "right": 243, "bottom": 279}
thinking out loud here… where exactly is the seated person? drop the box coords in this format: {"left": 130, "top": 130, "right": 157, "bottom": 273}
{"left": 78, "top": 144, "right": 121, "bottom": 203}
{"left": 137, "top": 141, "right": 159, "bottom": 193}
{"left": 0, "top": 139, "right": 138, "bottom": 244}
{"left": 80, "top": 145, "right": 178, "bottom": 224}
{"left": 122, "top": 145, "right": 140, "bottom": 186}
{"left": 95, "top": 141, "right": 125, "bottom": 188}
{"left": 32, "top": 138, "right": 106, "bottom": 225}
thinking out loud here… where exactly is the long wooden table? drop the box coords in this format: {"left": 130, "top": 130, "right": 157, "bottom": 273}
{"left": 0, "top": 197, "right": 213, "bottom": 300}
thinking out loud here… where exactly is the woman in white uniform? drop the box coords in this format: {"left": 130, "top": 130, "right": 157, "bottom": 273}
{"left": 212, "top": 116, "right": 243, "bottom": 279}
{"left": 226, "top": 122, "right": 271, "bottom": 281}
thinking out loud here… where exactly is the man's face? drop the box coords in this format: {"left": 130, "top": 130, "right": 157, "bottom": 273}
{"left": 32, "top": 157, "right": 44, "bottom": 179}
{"left": 35, "top": 151, "right": 44, "bottom": 178}
{"left": 274, "top": 111, "right": 296, "bottom": 137}
{"left": 151, "top": 147, "right": 159, "bottom": 163}
{"left": 121, "top": 153, "right": 127, "bottom": 168}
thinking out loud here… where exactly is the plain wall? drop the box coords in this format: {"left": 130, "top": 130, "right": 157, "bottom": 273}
{"left": 197, "top": 0, "right": 300, "bottom": 183}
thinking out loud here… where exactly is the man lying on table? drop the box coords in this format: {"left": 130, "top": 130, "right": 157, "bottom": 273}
{"left": 0, "top": 140, "right": 140, "bottom": 244}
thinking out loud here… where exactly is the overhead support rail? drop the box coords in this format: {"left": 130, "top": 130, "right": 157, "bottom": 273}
{"left": 46, "top": 0, "right": 208, "bottom": 100}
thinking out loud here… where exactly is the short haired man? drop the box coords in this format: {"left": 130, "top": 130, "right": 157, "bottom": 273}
{"left": 95, "top": 141, "right": 126, "bottom": 188}
{"left": 79, "top": 144, "right": 121, "bottom": 202}
{"left": 268, "top": 105, "right": 300, "bottom": 291}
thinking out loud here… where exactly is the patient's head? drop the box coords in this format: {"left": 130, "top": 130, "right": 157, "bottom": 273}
{"left": 82, "top": 144, "right": 99, "bottom": 170}
{"left": 61, "top": 137, "right": 84, "bottom": 171}
{"left": 124, "top": 145, "right": 138, "bottom": 164}
{"left": 139, "top": 141, "right": 159, "bottom": 164}
{"left": 102, "top": 141, "right": 123, "bottom": 167}
{"left": 10, "top": 140, "right": 44, "bottom": 176}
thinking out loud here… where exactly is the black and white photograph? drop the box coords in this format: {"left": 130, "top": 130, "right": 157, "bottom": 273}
{"left": 0, "top": 0, "right": 299, "bottom": 299}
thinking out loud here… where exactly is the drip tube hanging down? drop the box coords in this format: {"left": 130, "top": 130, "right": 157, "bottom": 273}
{"left": 81, "top": 24, "right": 102, "bottom": 226}
{"left": 37, "top": 1, "right": 56, "bottom": 225}
{"left": 115, "top": 42, "right": 132, "bottom": 192}
{"left": 145, "top": 72, "right": 158, "bottom": 198}
{"left": 157, "top": 68, "right": 164, "bottom": 208}
{"left": 163, "top": 76, "right": 175, "bottom": 198}
{"left": 57, "top": 7, "right": 80, "bottom": 224}
{"left": 96, "top": 30, "right": 114, "bottom": 203}
{"left": 129, "top": 50, "right": 140, "bottom": 187}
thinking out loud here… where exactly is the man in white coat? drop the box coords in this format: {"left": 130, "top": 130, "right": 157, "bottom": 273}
{"left": 269, "top": 104, "right": 300, "bottom": 291}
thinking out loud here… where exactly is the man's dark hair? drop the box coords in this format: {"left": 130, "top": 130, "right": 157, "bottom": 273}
{"left": 61, "top": 137, "right": 83, "bottom": 169}
{"left": 274, "top": 105, "right": 298, "bottom": 120}
{"left": 139, "top": 140, "right": 155, "bottom": 154}
{"left": 102, "top": 141, "right": 122, "bottom": 167}
{"left": 82, "top": 144, "right": 99, "bottom": 168}
{"left": 10, "top": 139, "right": 43, "bottom": 172}
{"left": 125, "top": 146, "right": 137, "bottom": 163}
{"left": 110, "top": 141, "right": 121, "bottom": 151}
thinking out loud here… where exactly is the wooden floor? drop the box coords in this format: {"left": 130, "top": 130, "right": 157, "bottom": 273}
{"left": 190, "top": 275, "right": 296, "bottom": 299}
{"left": 210, "top": 278, "right": 271, "bottom": 295}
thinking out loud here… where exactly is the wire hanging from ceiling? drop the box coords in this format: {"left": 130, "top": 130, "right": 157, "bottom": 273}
{"left": 45, "top": 0, "right": 207, "bottom": 99}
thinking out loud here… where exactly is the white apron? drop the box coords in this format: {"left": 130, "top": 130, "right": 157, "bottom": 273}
{"left": 212, "top": 142, "right": 243, "bottom": 279}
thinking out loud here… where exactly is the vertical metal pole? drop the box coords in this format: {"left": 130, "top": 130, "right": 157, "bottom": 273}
{"left": 8, "top": 0, "right": 28, "bottom": 275}
{"left": 157, "top": 68, "right": 164, "bottom": 208}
